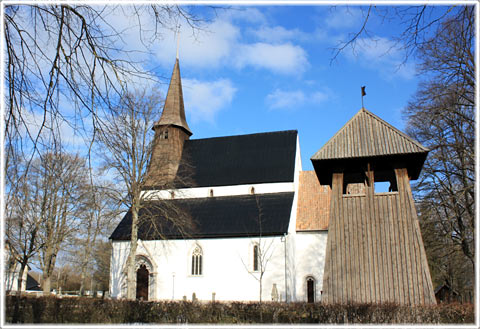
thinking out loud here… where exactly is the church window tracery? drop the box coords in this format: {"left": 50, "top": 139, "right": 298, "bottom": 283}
{"left": 191, "top": 246, "right": 203, "bottom": 276}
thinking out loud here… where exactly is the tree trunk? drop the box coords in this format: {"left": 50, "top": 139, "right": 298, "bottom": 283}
{"left": 259, "top": 274, "right": 263, "bottom": 303}
{"left": 43, "top": 274, "right": 51, "bottom": 294}
{"left": 17, "top": 262, "right": 27, "bottom": 293}
{"left": 79, "top": 268, "right": 86, "bottom": 296}
{"left": 126, "top": 205, "right": 139, "bottom": 300}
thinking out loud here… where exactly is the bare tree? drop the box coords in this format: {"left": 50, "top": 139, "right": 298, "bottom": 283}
{"left": 92, "top": 240, "right": 112, "bottom": 296}
{"left": 403, "top": 7, "right": 475, "bottom": 296}
{"left": 4, "top": 4, "right": 204, "bottom": 171}
{"left": 240, "top": 197, "right": 276, "bottom": 303}
{"left": 330, "top": 5, "right": 472, "bottom": 64}
{"left": 35, "top": 151, "right": 89, "bottom": 294}
{"left": 96, "top": 88, "right": 193, "bottom": 300}
{"left": 77, "top": 178, "right": 117, "bottom": 296}
{"left": 5, "top": 155, "right": 43, "bottom": 292}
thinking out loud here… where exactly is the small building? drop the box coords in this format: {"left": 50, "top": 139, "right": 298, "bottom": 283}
{"left": 435, "top": 283, "right": 459, "bottom": 303}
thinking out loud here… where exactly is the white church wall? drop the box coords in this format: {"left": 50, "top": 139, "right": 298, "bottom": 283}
{"left": 283, "top": 134, "right": 302, "bottom": 302}
{"left": 110, "top": 236, "right": 292, "bottom": 302}
{"left": 110, "top": 241, "right": 130, "bottom": 298}
{"left": 141, "top": 182, "right": 295, "bottom": 200}
{"left": 5, "top": 263, "right": 28, "bottom": 292}
{"left": 294, "top": 231, "right": 328, "bottom": 302}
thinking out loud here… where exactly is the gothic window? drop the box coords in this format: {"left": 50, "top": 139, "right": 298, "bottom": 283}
{"left": 164, "top": 129, "right": 168, "bottom": 139}
{"left": 306, "top": 276, "right": 316, "bottom": 303}
{"left": 191, "top": 246, "right": 203, "bottom": 276}
{"left": 253, "top": 244, "right": 259, "bottom": 272}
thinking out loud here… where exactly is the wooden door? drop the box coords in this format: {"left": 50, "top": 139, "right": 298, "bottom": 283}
{"left": 136, "top": 265, "right": 149, "bottom": 301}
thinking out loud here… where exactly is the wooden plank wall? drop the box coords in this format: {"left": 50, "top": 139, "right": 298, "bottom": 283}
{"left": 321, "top": 169, "right": 436, "bottom": 304}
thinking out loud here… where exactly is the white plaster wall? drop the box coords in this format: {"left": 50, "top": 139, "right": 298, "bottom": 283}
{"left": 5, "top": 263, "right": 27, "bottom": 292}
{"left": 110, "top": 236, "right": 292, "bottom": 302}
{"left": 294, "top": 231, "right": 328, "bottom": 302}
{"left": 285, "top": 134, "right": 302, "bottom": 301}
{"left": 142, "top": 182, "right": 295, "bottom": 200}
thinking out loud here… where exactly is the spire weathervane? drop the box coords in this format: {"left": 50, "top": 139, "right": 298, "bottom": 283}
{"left": 361, "top": 86, "right": 366, "bottom": 109}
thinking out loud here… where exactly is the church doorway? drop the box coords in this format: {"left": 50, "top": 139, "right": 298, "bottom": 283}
{"left": 307, "top": 277, "right": 315, "bottom": 303}
{"left": 136, "top": 264, "right": 149, "bottom": 300}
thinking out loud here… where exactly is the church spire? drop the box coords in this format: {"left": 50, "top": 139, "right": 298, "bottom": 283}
{"left": 154, "top": 59, "right": 192, "bottom": 136}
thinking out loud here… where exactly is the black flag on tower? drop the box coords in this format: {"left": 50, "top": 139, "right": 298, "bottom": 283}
{"left": 361, "top": 86, "right": 366, "bottom": 108}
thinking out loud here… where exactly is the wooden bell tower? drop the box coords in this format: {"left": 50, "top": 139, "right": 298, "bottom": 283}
{"left": 311, "top": 108, "right": 436, "bottom": 305}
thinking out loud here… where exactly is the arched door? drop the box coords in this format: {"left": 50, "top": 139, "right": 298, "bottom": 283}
{"left": 136, "top": 264, "right": 149, "bottom": 300}
{"left": 307, "top": 277, "right": 315, "bottom": 303}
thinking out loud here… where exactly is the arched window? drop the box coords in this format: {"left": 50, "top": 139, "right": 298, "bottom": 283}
{"left": 306, "top": 276, "right": 316, "bottom": 303}
{"left": 253, "top": 244, "right": 259, "bottom": 272}
{"left": 191, "top": 246, "right": 203, "bottom": 276}
{"left": 164, "top": 129, "right": 169, "bottom": 139}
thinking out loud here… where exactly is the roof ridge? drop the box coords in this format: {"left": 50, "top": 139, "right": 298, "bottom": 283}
{"left": 189, "top": 129, "right": 298, "bottom": 142}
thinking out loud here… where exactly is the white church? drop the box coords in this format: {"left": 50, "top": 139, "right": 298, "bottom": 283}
{"left": 109, "top": 58, "right": 435, "bottom": 305}
{"left": 109, "top": 58, "right": 329, "bottom": 303}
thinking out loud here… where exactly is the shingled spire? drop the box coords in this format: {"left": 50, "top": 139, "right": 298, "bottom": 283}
{"left": 153, "top": 59, "right": 192, "bottom": 136}
{"left": 145, "top": 59, "right": 192, "bottom": 188}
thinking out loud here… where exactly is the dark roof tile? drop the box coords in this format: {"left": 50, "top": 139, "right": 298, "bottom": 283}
{"left": 110, "top": 192, "right": 294, "bottom": 240}
{"left": 173, "top": 130, "right": 297, "bottom": 188}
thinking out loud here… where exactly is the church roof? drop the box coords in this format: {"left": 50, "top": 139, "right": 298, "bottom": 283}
{"left": 296, "top": 171, "right": 330, "bottom": 231}
{"left": 109, "top": 192, "right": 294, "bottom": 240}
{"left": 154, "top": 59, "right": 192, "bottom": 136}
{"left": 311, "top": 108, "right": 428, "bottom": 161}
{"left": 170, "top": 130, "right": 298, "bottom": 188}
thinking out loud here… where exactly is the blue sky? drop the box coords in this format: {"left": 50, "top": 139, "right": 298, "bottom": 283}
{"left": 138, "top": 5, "right": 427, "bottom": 171}
{"left": 17, "top": 4, "right": 441, "bottom": 171}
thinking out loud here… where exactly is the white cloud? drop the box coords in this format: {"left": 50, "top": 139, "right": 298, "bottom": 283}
{"left": 325, "top": 7, "right": 364, "bottom": 29}
{"left": 251, "top": 26, "right": 308, "bottom": 43}
{"left": 344, "top": 36, "right": 416, "bottom": 80}
{"left": 147, "top": 10, "right": 310, "bottom": 75}
{"left": 234, "top": 42, "right": 308, "bottom": 75}
{"left": 153, "top": 19, "right": 240, "bottom": 69}
{"left": 182, "top": 78, "right": 237, "bottom": 123}
{"left": 219, "top": 7, "right": 267, "bottom": 25}
{"left": 266, "top": 88, "right": 330, "bottom": 110}
{"left": 311, "top": 91, "right": 329, "bottom": 103}
{"left": 19, "top": 109, "right": 86, "bottom": 148}
{"left": 266, "top": 90, "right": 306, "bottom": 110}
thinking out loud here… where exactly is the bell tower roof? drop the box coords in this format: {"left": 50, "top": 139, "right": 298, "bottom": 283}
{"left": 154, "top": 59, "right": 192, "bottom": 136}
